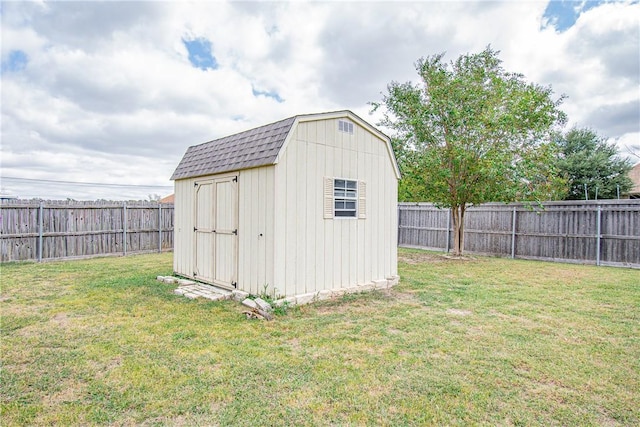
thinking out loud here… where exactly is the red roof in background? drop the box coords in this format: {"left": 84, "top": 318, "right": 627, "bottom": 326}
{"left": 629, "top": 163, "right": 640, "bottom": 195}
{"left": 160, "top": 194, "right": 174, "bottom": 204}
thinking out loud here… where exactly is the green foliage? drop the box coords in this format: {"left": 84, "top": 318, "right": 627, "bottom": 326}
{"left": 372, "top": 46, "right": 567, "bottom": 254}
{"left": 556, "top": 128, "right": 633, "bottom": 199}
{"left": 375, "top": 46, "right": 567, "bottom": 205}
{"left": 253, "top": 284, "right": 291, "bottom": 316}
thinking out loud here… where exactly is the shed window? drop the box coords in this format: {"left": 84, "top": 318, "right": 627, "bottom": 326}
{"left": 334, "top": 179, "right": 357, "bottom": 217}
{"left": 324, "top": 177, "right": 366, "bottom": 219}
{"left": 338, "top": 120, "right": 354, "bottom": 134}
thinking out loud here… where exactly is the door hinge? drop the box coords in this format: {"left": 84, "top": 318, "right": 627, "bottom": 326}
{"left": 193, "top": 271, "right": 197, "bottom": 277}
{"left": 232, "top": 229, "right": 238, "bottom": 235}
{"left": 232, "top": 176, "right": 238, "bottom": 182}
{"left": 194, "top": 227, "right": 197, "bottom": 232}
{"left": 194, "top": 182, "right": 198, "bottom": 187}
{"left": 232, "top": 281, "right": 237, "bottom": 288}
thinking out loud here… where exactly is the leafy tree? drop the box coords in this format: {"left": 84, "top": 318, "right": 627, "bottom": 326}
{"left": 556, "top": 128, "right": 633, "bottom": 200}
{"left": 372, "top": 47, "right": 567, "bottom": 255}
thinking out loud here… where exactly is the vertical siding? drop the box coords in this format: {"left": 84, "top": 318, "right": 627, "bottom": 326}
{"left": 237, "top": 167, "right": 275, "bottom": 296}
{"left": 273, "top": 117, "right": 398, "bottom": 295}
{"left": 173, "top": 178, "right": 195, "bottom": 277}
{"left": 390, "top": 178, "right": 399, "bottom": 276}
{"left": 273, "top": 144, "right": 286, "bottom": 295}
{"left": 285, "top": 138, "right": 299, "bottom": 293}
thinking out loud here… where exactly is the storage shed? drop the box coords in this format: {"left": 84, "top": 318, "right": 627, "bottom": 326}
{"left": 171, "top": 110, "right": 400, "bottom": 298}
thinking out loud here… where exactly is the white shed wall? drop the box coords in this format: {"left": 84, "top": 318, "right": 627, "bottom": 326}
{"left": 173, "top": 177, "right": 195, "bottom": 277}
{"left": 272, "top": 117, "right": 398, "bottom": 297}
{"left": 174, "top": 168, "right": 276, "bottom": 295}
{"left": 237, "top": 166, "right": 276, "bottom": 295}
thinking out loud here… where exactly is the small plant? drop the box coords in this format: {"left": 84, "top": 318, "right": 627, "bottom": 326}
{"left": 248, "top": 284, "right": 291, "bottom": 316}
{"left": 259, "top": 283, "right": 274, "bottom": 300}
{"left": 271, "top": 299, "right": 291, "bottom": 316}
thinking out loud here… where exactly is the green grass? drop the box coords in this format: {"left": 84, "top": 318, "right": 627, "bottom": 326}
{"left": 1, "top": 249, "right": 638, "bottom": 426}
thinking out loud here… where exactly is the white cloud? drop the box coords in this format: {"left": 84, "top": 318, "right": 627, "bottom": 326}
{"left": 1, "top": 0, "right": 638, "bottom": 199}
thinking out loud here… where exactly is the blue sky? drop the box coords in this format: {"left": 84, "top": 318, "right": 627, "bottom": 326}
{"left": 542, "top": 0, "right": 608, "bottom": 31}
{"left": 1, "top": 0, "right": 638, "bottom": 200}
{"left": 183, "top": 38, "right": 284, "bottom": 103}
{"left": 183, "top": 38, "right": 218, "bottom": 70}
{"left": 1, "top": 49, "right": 28, "bottom": 73}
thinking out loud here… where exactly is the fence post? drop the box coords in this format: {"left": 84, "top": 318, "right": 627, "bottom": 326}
{"left": 445, "top": 208, "right": 451, "bottom": 253}
{"left": 596, "top": 205, "right": 601, "bottom": 266}
{"left": 158, "top": 204, "right": 162, "bottom": 253}
{"left": 511, "top": 205, "right": 517, "bottom": 259}
{"left": 38, "top": 202, "right": 44, "bottom": 262}
{"left": 123, "top": 202, "right": 127, "bottom": 256}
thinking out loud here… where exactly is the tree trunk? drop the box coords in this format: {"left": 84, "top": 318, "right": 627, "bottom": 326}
{"left": 451, "top": 204, "right": 466, "bottom": 256}
{"left": 459, "top": 204, "right": 466, "bottom": 254}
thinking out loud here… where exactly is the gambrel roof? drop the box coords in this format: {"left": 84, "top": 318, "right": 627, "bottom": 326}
{"left": 171, "top": 110, "right": 400, "bottom": 180}
{"left": 171, "top": 116, "right": 296, "bottom": 180}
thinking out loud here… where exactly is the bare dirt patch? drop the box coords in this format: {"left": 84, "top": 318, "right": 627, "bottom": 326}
{"left": 398, "top": 251, "right": 444, "bottom": 264}
{"left": 44, "top": 380, "right": 86, "bottom": 406}
{"left": 52, "top": 312, "right": 69, "bottom": 327}
{"left": 398, "top": 250, "right": 477, "bottom": 265}
{"left": 389, "top": 289, "right": 421, "bottom": 302}
{"left": 446, "top": 308, "right": 473, "bottom": 316}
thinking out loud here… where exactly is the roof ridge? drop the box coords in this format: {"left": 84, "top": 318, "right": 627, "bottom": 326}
{"left": 170, "top": 110, "right": 360, "bottom": 181}
{"left": 191, "top": 110, "right": 357, "bottom": 149}
{"left": 189, "top": 115, "right": 297, "bottom": 149}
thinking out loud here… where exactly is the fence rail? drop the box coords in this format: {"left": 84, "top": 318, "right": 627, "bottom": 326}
{"left": 398, "top": 200, "right": 640, "bottom": 268}
{"left": 1, "top": 200, "right": 174, "bottom": 262}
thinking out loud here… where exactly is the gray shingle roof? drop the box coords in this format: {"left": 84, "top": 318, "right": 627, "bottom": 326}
{"left": 171, "top": 116, "right": 297, "bottom": 180}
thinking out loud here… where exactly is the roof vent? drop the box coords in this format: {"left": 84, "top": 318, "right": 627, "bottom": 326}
{"left": 338, "top": 119, "right": 354, "bottom": 134}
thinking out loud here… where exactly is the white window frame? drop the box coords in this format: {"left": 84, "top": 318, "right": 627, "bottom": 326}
{"left": 334, "top": 178, "right": 358, "bottom": 218}
{"left": 324, "top": 177, "right": 366, "bottom": 220}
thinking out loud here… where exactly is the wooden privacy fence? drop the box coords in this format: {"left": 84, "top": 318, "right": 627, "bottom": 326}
{"left": 398, "top": 200, "right": 640, "bottom": 268}
{"left": 1, "top": 200, "right": 174, "bottom": 262}
{"left": 4, "top": 199, "right": 639, "bottom": 267}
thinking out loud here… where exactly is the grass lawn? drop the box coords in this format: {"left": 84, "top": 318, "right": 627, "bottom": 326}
{"left": 1, "top": 249, "right": 639, "bottom": 426}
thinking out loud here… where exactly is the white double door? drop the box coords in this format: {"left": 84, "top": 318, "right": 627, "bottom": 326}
{"left": 194, "top": 175, "right": 238, "bottom": 289}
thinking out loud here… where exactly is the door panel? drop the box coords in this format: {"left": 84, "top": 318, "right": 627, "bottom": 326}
{"left": 193, "top": 176, "right": 238, "bottom": 288}
{"left": 212, "top": 177, "right": 238, "bottom": 288}
{"left": 214, "top": 233, "right": 235, "bottom": 287}
{"left": 215, "top": 180, "right": 235, "bottom": 231}
{"left": 194, "top": 181, "right": 214, "bottom": 283}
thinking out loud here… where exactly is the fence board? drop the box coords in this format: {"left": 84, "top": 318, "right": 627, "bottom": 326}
{"left": 399, "top": 200, "right": 640, "bottom": 268}
{"left": 1, "top": 200, "right": 174, "bottom": 262}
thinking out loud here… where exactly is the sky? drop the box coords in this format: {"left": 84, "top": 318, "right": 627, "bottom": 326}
{"left": 1, "top": 0, "right": 639, "bottom": 200}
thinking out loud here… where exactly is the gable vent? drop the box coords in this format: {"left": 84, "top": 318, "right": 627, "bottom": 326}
{"left": 338, "top": 119, "right": 354, "bottom": 134}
